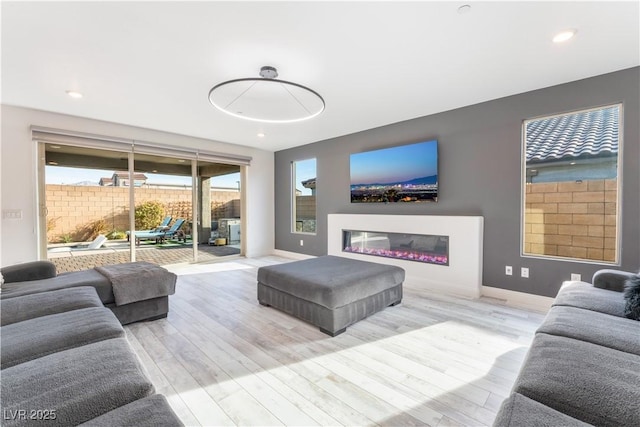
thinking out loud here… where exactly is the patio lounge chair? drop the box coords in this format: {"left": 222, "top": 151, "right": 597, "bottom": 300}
{"left": 48, "top": 234, "right": 108, "bottom": 253}
{"left": 134, "top": 218, "right": 185, "bottom": 245}
{"left": 125, "top": 216, "right": 172, "bottom": 241}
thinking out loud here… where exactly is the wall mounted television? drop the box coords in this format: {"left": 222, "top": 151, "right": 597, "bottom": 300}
{"left": 350, "top": 139, "right": 438, "bottom": 203}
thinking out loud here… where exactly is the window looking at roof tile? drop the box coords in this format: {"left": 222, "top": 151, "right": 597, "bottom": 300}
{"left": 522, "top": 104, "right": 621, "bottom": 264}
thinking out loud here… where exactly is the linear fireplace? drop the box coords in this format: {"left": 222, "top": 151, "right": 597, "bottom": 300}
{"left": 328, "top": 214, "right": 484, "bottom": 298}
{"left": 343, "top": 230, "right": 449, "bottom": 265}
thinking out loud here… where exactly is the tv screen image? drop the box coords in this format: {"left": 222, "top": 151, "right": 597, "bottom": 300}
{"left": 350, "top": 139, "right": 438, "bottom": 203}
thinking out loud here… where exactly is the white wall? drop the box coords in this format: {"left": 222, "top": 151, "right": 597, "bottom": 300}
{"left": 0, "top": 105, "right": 275, "bottom": 266}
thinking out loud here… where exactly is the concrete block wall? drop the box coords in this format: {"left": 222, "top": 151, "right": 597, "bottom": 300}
{"left": 295, "top": 195, "right": 316, "bottom": 220}
{"left": 295, "top": 195, "right": 317, "bottom": 233}
{"left": 524, "top": 179, "right": 617, "bottom": 262}
{"left": 46, "top": 185, "right": 239, "bottom": 242}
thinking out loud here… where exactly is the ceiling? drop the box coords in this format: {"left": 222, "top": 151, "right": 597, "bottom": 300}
{"left": 2, "top": 1, "right": 638, "bottom": 152}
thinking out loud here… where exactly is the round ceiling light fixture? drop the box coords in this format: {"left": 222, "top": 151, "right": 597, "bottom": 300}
{"left": 208, "top": 66, "right": 325, "bottom": 123}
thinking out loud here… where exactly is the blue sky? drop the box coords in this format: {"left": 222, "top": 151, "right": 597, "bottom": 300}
{"left": 45, "top": 166, "right": 241, "bottom": 189}
{"left": 294, "top": 158, "right": 316, "bottom": 195}
{"left": 350, "top": 139, "right": 438, "bottom": 185}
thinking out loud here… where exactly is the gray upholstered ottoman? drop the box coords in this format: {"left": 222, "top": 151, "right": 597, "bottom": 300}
{"left": 257, "top": 255, "right": 404, "bottom": 336}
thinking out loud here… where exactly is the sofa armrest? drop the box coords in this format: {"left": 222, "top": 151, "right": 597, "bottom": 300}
{"left": 592, "top": 269, "right": 636, "bottom": 292}
{"left": 0, "top": 261, "right": 57, "bottom": 283}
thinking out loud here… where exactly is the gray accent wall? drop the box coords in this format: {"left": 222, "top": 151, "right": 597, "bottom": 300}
{"left": 274, "top": 67, "right": 640, "bottom": 298}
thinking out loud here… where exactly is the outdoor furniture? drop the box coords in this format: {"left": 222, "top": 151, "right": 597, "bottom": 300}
{"left": 257, "top": 255, "right": 404, "bottom": 336}
{"left": 48, "top": 234, "right": 108, "bottom": 253}
{"left": 125, "top": 216, "right": 172, "bottom": 241}
{"left": 134, "top": 218, "right": 185, "bottom": 245}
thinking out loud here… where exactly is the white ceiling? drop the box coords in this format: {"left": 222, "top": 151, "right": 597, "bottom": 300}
{"left": 2, "top": 1, "right": 638, "bottom": 152}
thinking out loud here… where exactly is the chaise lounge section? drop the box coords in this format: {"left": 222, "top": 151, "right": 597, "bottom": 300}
{"left": 0, "top": 260, "right": 176, "bottom": 325}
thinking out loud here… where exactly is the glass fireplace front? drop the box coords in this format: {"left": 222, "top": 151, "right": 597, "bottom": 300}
{"left": 342, "top": 230, "right": 449, "bottom": 265}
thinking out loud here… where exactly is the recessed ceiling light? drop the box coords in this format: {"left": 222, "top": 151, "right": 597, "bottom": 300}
{"left": 48, "top": 161, "right": 58, "bottom": 165}
{"left": 66, "top": 90, "right": 83, "bottom": 99}
{"left": 257, "top": 132, "right": 265, "bottom": 138}
{"left": 152, "top": 170, "right": 158, "bottom": 173}
{"left": 50, "top": 145, "right": 61, "bottom": 149}
{"left": 457, "top": 4, "right": 471, "bottom": 14}
{"left": 553, "top": 29, "right": 577, "bottom": 43}
{"left": 178, "top": 159, "right": 186, "bottom": 163}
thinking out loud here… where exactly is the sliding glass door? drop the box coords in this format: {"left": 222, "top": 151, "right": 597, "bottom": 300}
{"left": 41, "top": 144, "right": 133, "bottom": 271}
{"left": 37, "top": 137, "right": 245, "bottom": 272}
{"left": 132, "top": 152, "right": 197, "bottom": 266}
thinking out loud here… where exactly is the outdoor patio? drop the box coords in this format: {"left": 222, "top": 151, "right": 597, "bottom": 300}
{"left": 48, "top": 241, "right": 240, "bottom": 273}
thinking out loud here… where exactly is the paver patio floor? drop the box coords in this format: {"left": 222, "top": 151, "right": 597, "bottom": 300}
{"left": 48, "top": 244, "right": 240, "bottom": 273}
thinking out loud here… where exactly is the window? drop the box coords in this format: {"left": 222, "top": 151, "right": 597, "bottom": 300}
{"left": 292, "top": 158, "right": 316, "bottom": 234}
{"left": 522, "top": 104, "right": 621, "bottom": 263}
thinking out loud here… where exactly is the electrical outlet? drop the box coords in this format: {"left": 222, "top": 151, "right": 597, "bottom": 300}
{"left": 505, "top": 266, "right": 513, "bottom": 275}
{"left": 299, "top": 239, "right": 304, "bottom": 246}
{"left": 521, "top": 267, "right": 529, "bottom": 278}
{"left": 571, "top": 273, "right": 581, "bottom": 281}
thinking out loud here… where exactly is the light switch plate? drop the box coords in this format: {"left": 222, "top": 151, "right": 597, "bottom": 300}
{"left": 2, "top": 209, "right": 23, "bottom": 219}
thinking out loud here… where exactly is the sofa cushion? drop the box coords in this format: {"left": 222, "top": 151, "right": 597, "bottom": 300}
{"left": 79, "top": 395, "right": 183, "bottom": 427}
{"left": 538, "top": 305, "right": 640, "bottom": 356}
{"left": 553, "top": 281, "right": 625, "bottom": 317}
{"left": 0, "top": 337, "right": 154, "bottom": 427}
{"left": 0, "top": 260, "right": 57, "bottom": 283}
{"left": 0, "top": 268, "right": 114, "bottom": 303}
{"left": 94, "top": 262, "right": 176, "bottom": 306}
{"left": 257, "top": 255, "right": 405, "bottom": 309}
{"left": 0, "top": 307, "right": 124, "bottom": 369}
{"left": 512, "top": 333, "right": 640, "bottom": 427}
{"left": 493, "top": 393, "right": 591, "bottom": 427}
{"left": 0, "top": 287, "right": 103, "bottom": 326}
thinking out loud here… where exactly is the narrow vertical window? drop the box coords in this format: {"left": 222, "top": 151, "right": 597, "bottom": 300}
{"left": 292, "top": 158, "right": 316, "bottom": 234}
{"left": 522, "top": 104, "right": 621, "bottom": 264}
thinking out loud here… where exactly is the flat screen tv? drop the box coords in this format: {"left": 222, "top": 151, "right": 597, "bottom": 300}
{"left": 350, "top": 139, "right": 438, "bottom": 203}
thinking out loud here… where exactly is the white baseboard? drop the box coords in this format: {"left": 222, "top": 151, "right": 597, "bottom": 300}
{"left": 481, "top": 286, "right": 554, "bottom": 313}
{"left": 271, "top": 249, "right": 317, "bottom": 260}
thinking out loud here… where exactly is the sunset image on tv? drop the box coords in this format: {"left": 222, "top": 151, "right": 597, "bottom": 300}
{"left": 350, "top": 139, "right": 438, "bottom": 203}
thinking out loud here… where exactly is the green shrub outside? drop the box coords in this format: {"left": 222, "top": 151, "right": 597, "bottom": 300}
{"left": 107, "top": 230, "right": 127, "bottom": 240}
{"left": 135, "top": 201, "right": 165, "bottom": 230}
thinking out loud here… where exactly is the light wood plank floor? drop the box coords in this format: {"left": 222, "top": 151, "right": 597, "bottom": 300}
{"left": 125, "top": 256, "right": 546, "bottom": 427}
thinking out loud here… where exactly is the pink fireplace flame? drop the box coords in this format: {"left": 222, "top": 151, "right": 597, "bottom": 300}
{"left": 343, "top": 246, "right": 448, "bottom": 265}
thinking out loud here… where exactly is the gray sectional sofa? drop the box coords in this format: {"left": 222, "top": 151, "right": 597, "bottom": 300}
{"left": 0, "top": 263, "right": 182, "bottom": 426}
{"left": 494, "top": 269, "right": 640, "bottom": 427}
